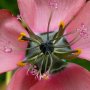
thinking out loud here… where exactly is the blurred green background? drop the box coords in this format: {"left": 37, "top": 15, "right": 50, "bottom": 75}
{"left": 0, "top": 0, "right": 19, "bottom": 15}
{"left": 0, "top": 0, "right": 90, "bottom": 90}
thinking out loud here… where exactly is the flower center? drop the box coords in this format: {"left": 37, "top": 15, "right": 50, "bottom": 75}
{"left": 17, "top": 15, "right": 82, "bottom": 80}
{"left": 40, "top": 41, "right": 54, "bottom": 54}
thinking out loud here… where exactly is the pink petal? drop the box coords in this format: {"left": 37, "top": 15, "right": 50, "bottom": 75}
{"left": 65, "top": 1, "right": 90, "bottom": 60}
{"left": 0, "top": 10, "right": 28, "bottom": 73}
{"left": 18, "top": 0, "right": 86, "bottom": 33}
{"left": 8, "top": 66, "right": 38, "bottom": 90}
{"left": 30, "top": 63, "right": 90, "bottom": 90}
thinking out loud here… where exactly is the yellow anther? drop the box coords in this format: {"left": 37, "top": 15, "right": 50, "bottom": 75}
{"left": 59, "top": 21, "right": 65, "bottom": 29}
{"left": 75, "top": 49, "right": 82, "bottom": 56}
{"left": 42, "top": 74, "right": 49, "bottom": 80}
{"left": 18, "top": 32, "right": 26, "bottom": 41}
{"left": 17, "top": 61, "right": 26, "bottom": 67}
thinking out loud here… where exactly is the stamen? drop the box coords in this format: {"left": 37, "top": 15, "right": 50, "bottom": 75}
{"left": 18, "top": 16, "right": 43, "bottom": 44}
{"left": 17, "top": 61, "right": 27, "bottom": 67}
{"left": 54, "top": 44, "right": 70, "bottom": 48}
{"left": 62, "top": 30, "right": 77, "bottom": 37}
{"left": 69, "top": 31, "right": 81, "bottom": 46}
{"left": 63, "top": 49, "right": 81, "bottom": 60}
{"left": 29, "top": 55, "right": 45, "bottom": 80}
{"left": 52, "top": 21, "right": 65, "bottom": 44}
{"left": 74, "top": 49, "right": 82, "bottom": 56}
{"left": 26, "top": 45, "right": 40, "bottom": 50}
{"left": 18, "top": 32, "right": 41, "bottom": 44}
{"left": 48, "top": 52, "right": 53, "bottom": 73}
{"left": 26, "top": 52, "right": 43, "bottom": 64}
{"left": 67, "top": 24, "right": 88, "bottom": 46}
{"left": 41, "top": 73, "right": 49, "bottom": 80}
{"left": 58, "top": 21, "right": 65, "bottom": 29}
{"left": 27, "top": 65, "right": 38, "bottom": 76}
{"left": 37, "top": 56, "right": 44, "bottom": 79}
{"left": 54, "top": 50, "right": 78, "bottom": 54}
{"left": 52, "top": 29, "right": 77, "bottom": 43}
{"left": 18, "top": 32, "right": 28, "bottom": 42}
{"left": 45, "top": 55, "right": 49, "bottom": 72}
{"left": 47, "top": 11, "right": 53, "bottom": 40}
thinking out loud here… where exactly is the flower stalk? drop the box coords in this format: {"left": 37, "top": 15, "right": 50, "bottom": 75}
{"left": 6, "top": 71, "right": 12, "bottom": 85}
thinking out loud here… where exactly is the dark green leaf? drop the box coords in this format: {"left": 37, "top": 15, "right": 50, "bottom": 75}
{"left": 67, "top": 58, "right": 90, "bottom": 71}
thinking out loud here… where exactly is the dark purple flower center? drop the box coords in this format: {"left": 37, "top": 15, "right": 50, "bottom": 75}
{"left": 40, "top": 41, "right": 54, "bottom": 54}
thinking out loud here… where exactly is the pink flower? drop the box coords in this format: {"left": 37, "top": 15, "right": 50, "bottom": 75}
{"left": 0, "top": 0, "right": 90, "bottom": 90}
{"left": 0, "top": 10, "right": 28, "bottom": 73}
{"left": 8, "top": 63, "right": 90, "bottom": 90}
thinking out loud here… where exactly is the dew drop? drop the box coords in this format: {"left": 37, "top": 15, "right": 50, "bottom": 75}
{"left": 77, "top": 23, "right": 88, "bottom": 39}
{"left": 3, "top": 46, "right": 12, "bottom": 53}
{"left": 49, "top": 0, "right": 58, "bottom": 9}
{"left": 0, "top": 40, "right": 13, "bottom": 53}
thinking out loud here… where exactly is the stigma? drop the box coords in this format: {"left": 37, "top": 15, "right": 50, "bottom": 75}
{"left": 40, "top": 41, "right": 54, "bottom": 54}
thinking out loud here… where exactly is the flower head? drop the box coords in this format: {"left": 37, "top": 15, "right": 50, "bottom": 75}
{"left": 0, "top": 0, "right": 90, "bottom": 90}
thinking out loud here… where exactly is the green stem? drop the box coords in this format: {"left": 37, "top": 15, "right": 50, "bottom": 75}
{"left": 6, "top": 71, "right": 12, "bottom": 85}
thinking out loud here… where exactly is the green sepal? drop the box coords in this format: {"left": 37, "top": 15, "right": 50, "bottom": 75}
{"left": 67, "top": 58, "right": 90, "bottom": 71}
